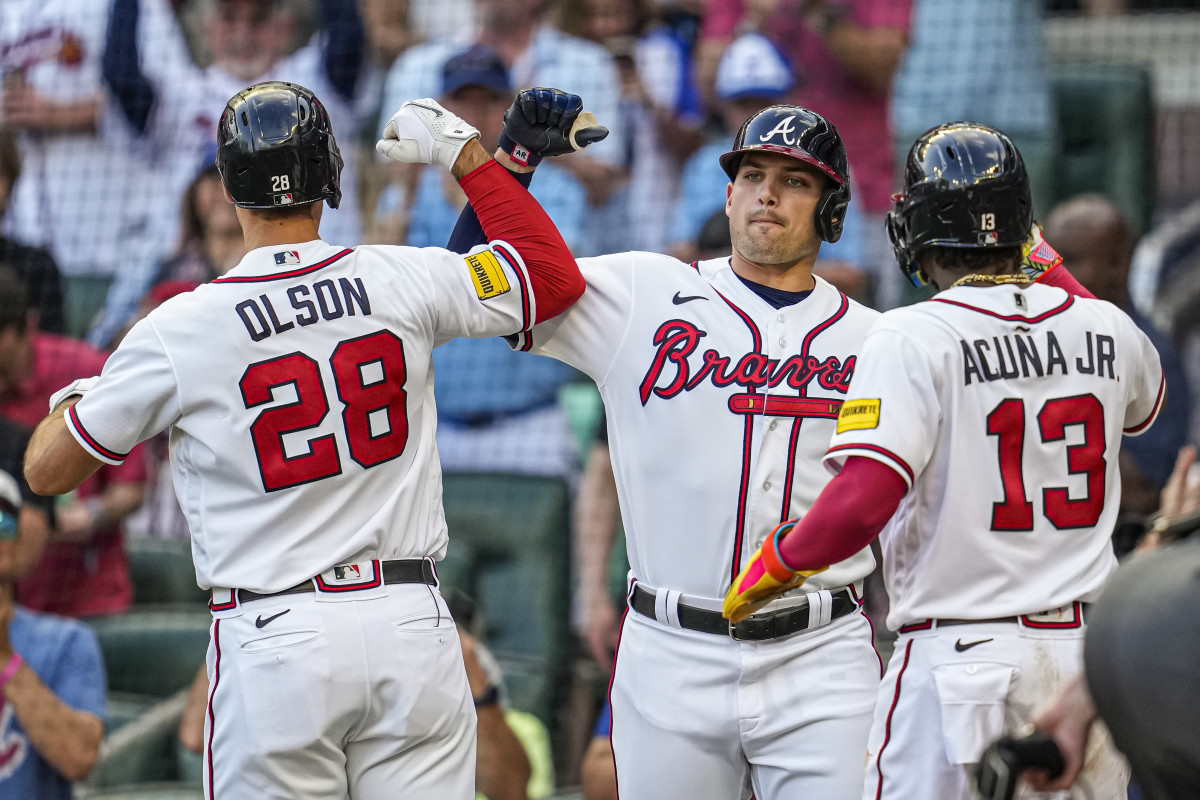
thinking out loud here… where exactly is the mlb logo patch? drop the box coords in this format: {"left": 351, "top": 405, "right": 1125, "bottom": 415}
{"left": 978, "top": 231, "right": 999, "bottom": 245}
{"left": 274, "top": 193, "right": 294, "bottom": 206}
{"left": 315, "top": 560, "right": 382, "bottom": 592}
{"left": 511, "top": 144, "right": 531, "bottom": 166}
{"left": 274, "top": 251, "right": 301, "bottom": 266}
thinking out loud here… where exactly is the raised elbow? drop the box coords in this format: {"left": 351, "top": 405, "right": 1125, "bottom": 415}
{"left": 24, "top": 460, "right": 70, "bottom": 497}
{"left": 58, "top": 717, "right": 103, "bottom": 782}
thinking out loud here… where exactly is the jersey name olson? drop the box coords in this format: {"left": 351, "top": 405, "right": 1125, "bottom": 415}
{"left": 961, "top": 329, "right": 1117, "bottom": 386}
{"left": 235, "top": 277, "right": 372, "bottom": 342}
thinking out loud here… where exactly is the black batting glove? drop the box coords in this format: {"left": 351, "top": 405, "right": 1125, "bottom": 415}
{"left": 497, "top": 87, "right": 610, "bottom": 167}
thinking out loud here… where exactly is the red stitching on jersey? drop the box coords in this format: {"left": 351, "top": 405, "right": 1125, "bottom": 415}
{"left": 875, "top": 638, "right": 914, "bottom": 800}
{"left": 1124, "top": 374, "right": 1166, "bottom": 434}
{"left": 210, "top": 248, "right": 354, "bottom": 283}
{"left": 928, "top": 294, "right": 1075, "bottom": 323}
{"left": 207, "top": 619, "right": 221, "bottom": 800}
{"left": 67, "top": 405, "right": 128, "bottom": 462}
{"left": 827, "top": 443, "right": 915, "bottom": 485}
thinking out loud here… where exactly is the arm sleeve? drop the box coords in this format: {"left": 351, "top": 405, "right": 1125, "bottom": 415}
{"left": 1122, "top": 317, "right": 1167, "bottom": 436}
{"left": 102, "top": 0, "right": 155, "bottom": 134}
{"left": 447, "top": 168, "right": 535, "bottom": 253}
{"left": 823, "top": 322, "right": 943, "bottom": 490}
{"left": 317, "top": 0, "right": 366, "bottom": 101}
{"left": 1037, "top": 265, "right": 1096, "bottom": 299}
{"left": 778, "top": 456, "right": 906, "bottom": 572}
{"left": 65, "top": 317, "right": 181, "bottom": 465}
{"left": 456, "top": 160, "right": 584, "bottom": 324}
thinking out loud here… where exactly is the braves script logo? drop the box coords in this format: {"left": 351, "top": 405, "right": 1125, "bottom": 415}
{"left": 639, "top": 320, "right": 855, "bottom": 405}
{"left": 0, "top": 704, "right": 28, "bottom": 780}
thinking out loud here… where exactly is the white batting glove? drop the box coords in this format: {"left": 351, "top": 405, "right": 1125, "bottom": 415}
{"left": 375, "top": 99, "right": 480, "bottom": 172}
{"left": 48, "top": 377, "right": 98, "bottom": 413}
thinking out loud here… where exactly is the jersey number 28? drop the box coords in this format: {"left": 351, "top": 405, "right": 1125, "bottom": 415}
{"left": 987, "top": 394, "right": 1106, "bottom": 530}
{"left": 239, "top": 330, "right": 408, "bottom": 492}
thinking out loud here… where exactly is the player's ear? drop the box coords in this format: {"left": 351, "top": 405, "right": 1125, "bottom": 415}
{"left": 221, "top": 184, "right": 235, "bottom": 205}
{"left": 726, "top": 182, "right": 733, "bottom": 216}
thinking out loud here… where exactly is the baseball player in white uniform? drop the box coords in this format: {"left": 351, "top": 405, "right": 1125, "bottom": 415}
{"left": 723, "top": 123, "right": 1164, "bottom": 799}
{"left": 22, "top": 83, "right": 587, "bottom": 799}
{"left": 455, "top": 100, "right": 883, "bottom": 798}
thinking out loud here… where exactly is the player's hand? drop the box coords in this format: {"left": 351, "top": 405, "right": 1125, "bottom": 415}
{"left": 1025, "top": 675, "right": 1096, "bottom": 792}
{"left": 497, "top": 87, "right": 609, "bottom": 168}
{"left": 1020, "top": 222, "right": 1065, "bottom": 283}
{"left": 376, "top": 99, "right": 480, "bottom": 172}
{"left": 722, "top": 520, "right": 827, "bottom": 623}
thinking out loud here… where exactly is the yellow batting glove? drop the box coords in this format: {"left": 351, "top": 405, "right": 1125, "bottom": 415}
{"left": 723, "top": 520, "right": 828, "bottom": 624}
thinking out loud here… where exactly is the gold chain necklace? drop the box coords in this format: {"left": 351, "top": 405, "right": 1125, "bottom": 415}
{"left": 948, "top": 273, "right": 1034, "bottom": 290}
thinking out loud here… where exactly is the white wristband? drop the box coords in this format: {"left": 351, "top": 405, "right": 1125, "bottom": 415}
{"left": 48, "top": 377, "right": 99, "bottom": 413}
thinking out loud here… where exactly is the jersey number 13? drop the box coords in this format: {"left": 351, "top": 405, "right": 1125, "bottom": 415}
{"left": 987, "top": 394, "right": 1106, "bottom": 531}
{"left": 239, "top": 330, "right": 409, "bottom": 492}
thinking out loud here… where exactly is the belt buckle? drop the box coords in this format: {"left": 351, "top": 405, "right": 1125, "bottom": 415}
{"left": 728, "top": 613, "right": 772, "bottom": 641}
{"left": 728, "top": 617, "right": 749, "bottom": 641}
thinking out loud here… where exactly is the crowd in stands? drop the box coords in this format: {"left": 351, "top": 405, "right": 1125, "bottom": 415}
{"left": 0, "top": 0, "right": 1199, "bottom": 795}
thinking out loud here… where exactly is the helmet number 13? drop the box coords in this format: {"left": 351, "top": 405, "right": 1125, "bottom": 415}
{"left": 239, "top": 330, "right": 409, "bottom": 492}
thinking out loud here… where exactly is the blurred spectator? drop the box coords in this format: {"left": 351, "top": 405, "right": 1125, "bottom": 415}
{"left": 698, "top": 0, "right": 911, "bottom": 304}
{"left": 668, "top": 33, "right": 867, "bottom": 294}
{"left": 0, "top": 134, "right": 63, "bottom": 334}
{"left": 103, "top": 0, "right": 373, "bottom": 249}
{"left": 1045, "top": 195, "right": 1191, "bottom": 512}
{"left": 557, "top": 0, "right": 705, "bottom": 254}
{"left": 0, "top": 466, "right": 106, "bottom": 796}
{"left": 89, "top": 163, "right": 243, "bottom": 348}
{"left": 694, "top": 208, "right": 732, "bottom": 261}
{"left": 581, "top": 701, "right": 617, "bottom": 800}
{"left": 383, "top": 46, "right": 585, "bottom": 485}
{"left": 887, "top": 0, "right": 1055, "bottom": 308}
{"left": 574, "top": 416, "right": 621, "bottom": 668}
{"left": 408, "top": 0, "right": 480, "bottom": 44}
{"left": 0, "top": 266, "right": 144, "bottom": 617}
{"left": 381, "top": 0, "right": 626, "bottom": 253}
{"left": 0, "top": 0, "right": 180, "bottom": 278}
{"left": 360, "top": 0, "right": 417, "bottom": 71}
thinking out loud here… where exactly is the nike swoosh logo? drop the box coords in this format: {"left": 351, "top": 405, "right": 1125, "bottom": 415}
{"left": 255, "top": 609, "right": 291, "bottom": 628}
{"left": 672, "top": 292, "right": 707, "bottom": 305}
{"left": 955, "top": 637, "right": 993, "bottom": 652}
{"left": 407, "top": 101, "right": 443, "bottom": 117}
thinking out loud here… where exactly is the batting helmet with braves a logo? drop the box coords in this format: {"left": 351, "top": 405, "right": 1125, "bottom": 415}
{"left": 887, "top": 122, "right": 1032, "bottom": 287}
{"left": 720, "top": 105, "right": 851, "bottom": 243}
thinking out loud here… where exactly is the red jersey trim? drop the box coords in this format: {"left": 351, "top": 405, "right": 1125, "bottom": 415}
{"left": 211, "top": 248, "right": 354, "bottom": 284}
{"left": 67, "top": 405, "right": 128, "bottom": 463}
{"left": 929, "top": 294, "right": 1075, "bottom": 323}
{"left": 1124, "top": 374, "right": 1166, "bottom": 435}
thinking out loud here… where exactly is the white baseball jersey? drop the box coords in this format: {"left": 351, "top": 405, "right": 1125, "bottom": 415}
{"left": 516, "top": 253, "right": 878, "bottom": 602}
{"left": 64, "top": 238, "right": 541, "bottom": 592}
{"left": 824, "top": 283, "right": 1165, "bottom": 630}
{"left": 0, "top": 0, "right": 184, "bottom": 275}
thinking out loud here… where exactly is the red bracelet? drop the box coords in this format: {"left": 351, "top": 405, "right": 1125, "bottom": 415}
{"left": 0, "top": 653, "right": 23, "bottom": 692}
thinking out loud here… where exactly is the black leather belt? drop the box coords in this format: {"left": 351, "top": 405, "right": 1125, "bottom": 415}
{"left": 630, "top": 584, "right": 859, "bottom": 641}
{"left": 236, "top": 559, "right": 438, "bottom": 604}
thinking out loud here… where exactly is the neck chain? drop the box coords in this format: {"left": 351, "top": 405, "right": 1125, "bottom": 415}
{"left": 948, "top": 273, "right": 1033, "bottom": 290}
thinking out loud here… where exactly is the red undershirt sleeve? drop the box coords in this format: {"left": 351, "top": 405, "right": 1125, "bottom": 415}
{"left": 778, "top": 456, "right": 907, "bottom": 572}
{"left": 458, "top": 160, "right": 586, "bottom": 323}
{"left": 1037, "top": 264, "right": 1096, "bottom": 299}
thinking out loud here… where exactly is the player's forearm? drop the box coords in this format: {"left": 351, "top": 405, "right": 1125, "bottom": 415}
{"left": 4, "top": 662, "right": 103, "bottom": 781}
{"left": 25, "top": 399, "right": 102, "bottom": 496}
{"left": 778, "top": 456, "right": 905, "bottom": 571}
{"left": 457, "top": 157, "right": 585, "bottom": 322}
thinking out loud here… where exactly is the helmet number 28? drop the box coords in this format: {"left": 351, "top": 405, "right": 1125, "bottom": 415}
{"left": 271, "top": 175, "right": 291, "bottom": 192}
{"left": 239, "top": 330, "right": 409, "bottom": 492}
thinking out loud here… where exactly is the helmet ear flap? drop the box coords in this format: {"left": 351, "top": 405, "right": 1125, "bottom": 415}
{"left": 815, "top": 184, "right": 850, "bottom": 243}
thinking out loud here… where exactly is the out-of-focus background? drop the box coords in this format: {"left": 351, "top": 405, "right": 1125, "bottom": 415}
{"left": 1, "top": 0, "right": 1198, "bottom": 797}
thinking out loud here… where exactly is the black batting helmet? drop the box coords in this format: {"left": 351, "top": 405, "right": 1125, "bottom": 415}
{"left": 720, "top": 105, "right": 851, "bottom": 243}
{"left": 887, "top": 122, "right": 1031, "bottom": 287}
{"left": 216, "top": 82, "right": 343, "bottom": 211}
